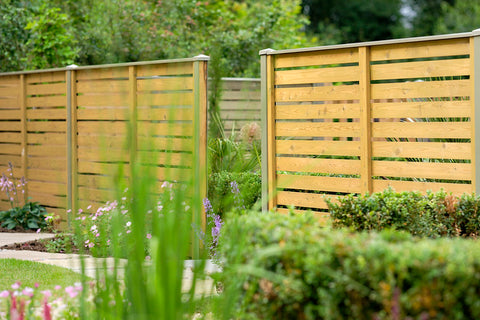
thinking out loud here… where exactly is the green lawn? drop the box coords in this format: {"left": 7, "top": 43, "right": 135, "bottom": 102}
{"left": 0, "top": 258, "right": 86, "bottom": 291}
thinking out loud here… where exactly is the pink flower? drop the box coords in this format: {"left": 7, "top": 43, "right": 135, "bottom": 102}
{"left": 88, "top": 243, "right": 95, "bottom": 248}
{"left": 65, "top": 286, "right": 78, "bottom": 298}
{"left": 54, "top": 285, "right": 61, "bottom": 291}
{"left": 22, "top": 287, "right": 34, "bottom": 297}
{"left": 145, "top": 256, "right": 151, "bottom": 261}
{"left": 126, "top": 230, "right": 131, "bottom": 234}
{"left": 0, "top": 290, "right": 9, "bottom": 298}
{"left": 146, "top": 233, "right": 152, "bottom": 239}
{"left": 36, "top": 229, "right": 41, "bottom": 233}
{"left": 126, "top": 221, "right": 132, "bottom": 227}
{"left": 11, "top": 282, "right": 20, "bottom": 290}
{"left": 41, "top": 290, "right": 52, "bottom": 298}
{"left": 95, "top": 233, "right": 100, "bottom": 237}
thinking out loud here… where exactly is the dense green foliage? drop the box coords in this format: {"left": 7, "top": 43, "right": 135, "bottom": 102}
{"left": 0, "top": 201, "right": 50, "bottom": 230}
{"left": 1, "top": 0, "right": 312, "bottom": 77}
{"left": 208, "top": 171, "right": 261, "bottom": 217}
{"left": 326, "top": 189, "right": 480, "bottom": 238}
{"left": 219, "top": 212, "right": 480, "bottom": 319}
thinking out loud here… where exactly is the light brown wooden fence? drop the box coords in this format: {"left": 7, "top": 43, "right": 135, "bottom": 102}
{"left": 216, "top": 78, "right": 260, "bottom": 137}
{"left": 261, "top": 30, "right": 480, "bottom": 216}
{"left": 0, "top": 57, "right": 208, "bottom": 227}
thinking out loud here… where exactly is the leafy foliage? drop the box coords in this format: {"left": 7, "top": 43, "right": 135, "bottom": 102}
{"left": 326, "top": 188, "right": 480, "bottom": 238}
{"left": 23, "top": 5, "right": 78, "bottom": 69}
{"left": 0, "top": 202, "right": 49, "bottom": 230}
{"left": 0, "top": 2, "right": 29, "bottom": 72}
{"left": 208, "top": 171, "right": 261, "bottom": 217}
{"left": 219, "top": 211, "right": 480, "bottom": 319}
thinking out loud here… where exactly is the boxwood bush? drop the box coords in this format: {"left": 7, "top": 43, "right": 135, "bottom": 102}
{"left": 326, "top": 188, "right": 480, "bottom": 238}
{"left": 219, "top": 212, "right": 480, "bottom": 320}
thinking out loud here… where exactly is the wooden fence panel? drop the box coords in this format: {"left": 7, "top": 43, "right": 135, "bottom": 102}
{"left": 262, "top": 32, "right": 477, "bottom": 214}
{"left": 213, "top": 78, "right": 261, "bottom": 137}
{"left": 0, "top": 57, "right": 208, "bottom": 232}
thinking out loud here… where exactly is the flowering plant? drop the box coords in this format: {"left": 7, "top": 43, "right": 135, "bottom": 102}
{"left": 0, "top": 162, "right": 55, "bottom": 231}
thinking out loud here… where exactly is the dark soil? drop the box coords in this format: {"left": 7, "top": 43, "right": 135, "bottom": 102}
{"left": 0, "top": 229, "right": 81, "bottom": 254}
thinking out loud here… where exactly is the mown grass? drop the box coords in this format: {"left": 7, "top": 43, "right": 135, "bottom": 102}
{"left": 0, "top": 258, "right": 85, "bottom": 291}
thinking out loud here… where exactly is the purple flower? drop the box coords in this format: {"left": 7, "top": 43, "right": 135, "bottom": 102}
{"left": 230, "top": 181, "right": 240, "bottom": 194}
{"left": 203, "top": 198, "right": 213, "bottom": 215}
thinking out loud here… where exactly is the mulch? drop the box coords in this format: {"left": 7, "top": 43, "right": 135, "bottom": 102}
{"left": 0, "top": 226, "right": 80, "bottom": 254}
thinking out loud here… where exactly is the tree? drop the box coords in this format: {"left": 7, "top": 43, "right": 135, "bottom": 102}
{"left": 302, "top": 0, "right": 404, "bottom": 44}
{"left": 0, "top": 2, "right": 29, "bottom": 72}
{"left": 433, "top": 0, "right": 480, "bottom": 34}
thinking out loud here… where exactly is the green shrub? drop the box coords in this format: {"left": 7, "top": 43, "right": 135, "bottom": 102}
{"left": 219, "top": 211, "right": 480, "bottom": 319}
{"left": 0, "top": 202, "right": 50, "bottom": 230}
{"left": 208, "top": 171, "right": 261, "bottom": 216}
{"left": 326, "top": 188, "right": 480, "bottom": 238}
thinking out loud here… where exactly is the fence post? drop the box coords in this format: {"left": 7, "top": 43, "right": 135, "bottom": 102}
{"left": 260, "top": 49, "right": 276, "bottom": 212}
{"left": 128, "top": 66, "right": 138, "bottom": 181}
{"left": 66, "top": 65, "right": 78, "bottom": 227}
{"left": 471, "top": 29, "right": 480, "bottom": 194}
{"left": 193, "top": 54, "right": 209, "bottom": 259}
{"left": 19, "top": 74, "right": 28, "bottom": 200}
{"left": 359, "top": 46, "right": 373, "bottom": 195}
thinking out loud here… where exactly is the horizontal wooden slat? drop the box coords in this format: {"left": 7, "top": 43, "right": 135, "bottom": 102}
{"left": 137, "top": 151, "right": 192, "bottom": 166}
{"left": 137, "top": 123, "right": 194, "bottom": 136}
{"left": 219, "top": 110, "right": 260, "bottom": 120}
{"left": 373, "top": 179, "right": 471, "bottom": 195}
{"left": 78, "top": 175, "right": 116, "bottom": 189}
{"left": 137, "top": 77, "right": 194, "bottom": 91}
{"left": 137, "top": 93, "right": 194, "bottom": 106}
{"left": 26, "top": 82, "right": 66, "bottom": 95}
{"left": 276, "top": 157, "right": 360, "bottom": 175}
{"left": 77, "top": 94, "right": 128, "bottom": 107}
{"left": 77, "top": 148, "right": 128, "bottom": 162}
{"left": 372, "top": 141, "right": 471, "bottom": 159}
{"left": 372, "top": 79, "right": 470, "bottom": 100}
{"left": 372, "top": 122, "right": 471, "bottom": 139}
{"left": 77, "top": 121, "right": 128, "bottom": 135}
{"left": 277, "top": 191, "right": 330, "bottom": 209}
{"left": 275, "top": 208, "right": 330, "bottom": 224}
{"left": 371, "top": 58, "right": 470, "bottom": 80}
{"left": 0, "top": 144, "right": 21, "bottom": 155}
{"left": 27, "top": 95, "right": 66, "bottom": 108}
{"left": 28, "top": 145, "right": 66, "bottom": 157}
{"left": 76, "top": 80, "right": 128, "bottom": 93}
{"left": 137, "top": 107, "right": 193, "bottom": 121}
{"left": 0, "top": 98, "right": 18, "bottom": 108}
{"left": 276, "top": 85, "right": 359, "bottom": 102}
{"left": 27, "top": 168, "right": 66, "bottom": 183}
{"left": 27, "top": 108, "right": 66, "bottom": 120}
{"left": 0, "top": 155, "right": 21, "bottom": 167}
{"left": 0, "top": 87, "right": 18, "bottom": 97}
{"left": 28, "top": 133, "right": 65, "bottom": 145}
{"left": 28, "top": 181, "right": 66, "bottom": 195}
{"left": 221, "top": 90, "right": 259, "bottom": 100}
{"left": 0, "top": 76, "right": 19, "bottom": 85}
{"left": 26, "top": 72, "right": 65, "bottom": 84}
{"left": 76, "top": 68, "right": 128, "bottom": 81}
{"left": 276, "top": 65, "right": 359, "bottom": 85}
{"left": 77, "top": 161, "right": 128, "bottom": 175}
{"left": 0, "top": 122, "right": 21, "bottom": 131}
{"left": 27, "top": 192, "right": 66, "bottom": 208}
{"left": 370, "top": 38, "right": 470, "bottom": 61}
{"left": 373, "top": 160, "right": 471, "bottom": 180}
{"left": 0, "top": 133, "right": 22, "bottom": 143}
{"left": 220, "top": 81, "right": 260, "bottom": 91}
{"left": 276, "top": 103, "right": 360, "bottom": 119}
{"left": 77, "top": 187, "right": 116, "bottom": 202}
{"left": 28, "top": 121, "right": 66, "bottom": 132}
{"left": 275, "top": 48, "right": 359, "bottom": 68}
{"left": 224, "top": 121, "right": 254, "bottom": 131}
{"left": 77, "top": 107, "right": 129, "bottom": 120}
{"left": 219, "top": 101, "right": 260, "bottom": 110}
{"left": 276, "top": 140, "right": 361, "bottom": 156}
{"left": 0, "top": 110, "right": 20, "bottom": 120}
{"left": 276, "top": 122, "right": 360, "bottom": 137}
{"left": 137, "top": 137, "right": 193, "bottom": 152}
{"left": 28, "top": 157, "right": 66, "bottom": 170}
{"left": 277, "top": 174, "right": 361, "bottom": 193}
{"left": 372, "top": 100, "right": 471, "bottom": 118}
{"left": 77, "top": 135, "right": 128, "bottom": 149}
{"left": 136, "top": 63, "right": 193, "bottom": 77}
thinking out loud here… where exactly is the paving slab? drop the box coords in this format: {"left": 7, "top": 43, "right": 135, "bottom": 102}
{"left": 0, "top": 232, "right": 55, "bottom": 247}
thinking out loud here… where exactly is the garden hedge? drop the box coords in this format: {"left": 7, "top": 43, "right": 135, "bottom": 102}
{"left": 219, "top": 212, "right": 480, "bottom": 320}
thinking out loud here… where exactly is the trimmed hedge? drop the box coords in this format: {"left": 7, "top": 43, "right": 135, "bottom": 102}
{"left": 219, "top": 212, "right": 480, "bottom": 320}
{"left": 326, "top": 188, "right": 480, "bottom": 238}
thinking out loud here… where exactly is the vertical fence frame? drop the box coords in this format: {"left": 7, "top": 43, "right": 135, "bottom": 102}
{"left": 472, "top": 29, "right": 480, "bottom": 194}
{"left": 359, "top": 46, "right": 373, "bottom": 194}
